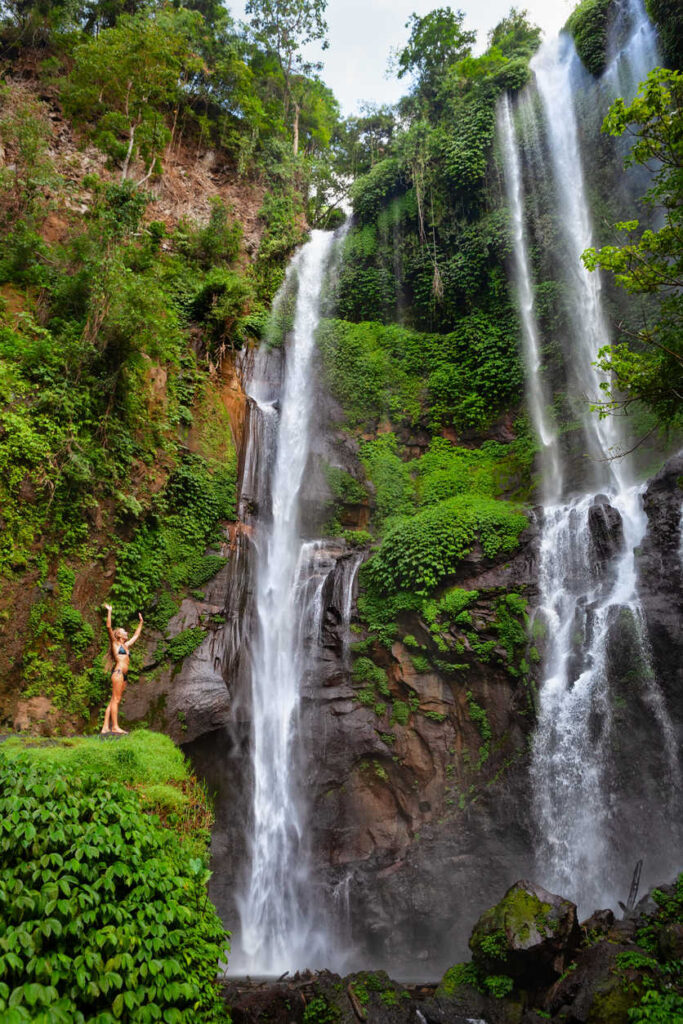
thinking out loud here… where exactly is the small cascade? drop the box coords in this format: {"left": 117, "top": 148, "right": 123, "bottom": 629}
{"left": 501, "top": 3, "right": 682, "bottom": 912}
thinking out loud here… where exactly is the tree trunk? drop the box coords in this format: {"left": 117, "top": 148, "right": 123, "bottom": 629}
{"left": 293, "top": 101, "right": 300, "bottom": 157}
{"left": 121, "top": 123, "right": 136, "bottom": 181}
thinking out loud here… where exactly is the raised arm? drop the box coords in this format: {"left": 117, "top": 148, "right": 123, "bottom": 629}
{"left": 103, "top": 603, "right": 115, "bottom": 643}
{"left": 127, "top": 612, "right": 144, "bottom": 647}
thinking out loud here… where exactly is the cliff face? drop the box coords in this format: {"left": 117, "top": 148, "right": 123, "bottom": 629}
{"left": 182, "top": 448, "right": 682, "bottom": 978}
{"left": 0, "top": 72, "right": 270, "bottom": 735}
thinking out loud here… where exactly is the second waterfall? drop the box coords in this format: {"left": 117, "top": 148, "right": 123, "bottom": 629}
{"left": 498, "top": 0, "right": 682, "bottom": 914}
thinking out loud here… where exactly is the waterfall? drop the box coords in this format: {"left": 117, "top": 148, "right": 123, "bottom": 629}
{"left": 500, "top": 1, "right": 682, "bottom": 911}
{"left": 498, "top": 94, "right": 562, "bottom": 501}
{"left": 231, "top": 226, "right": 364, "bottom": 975}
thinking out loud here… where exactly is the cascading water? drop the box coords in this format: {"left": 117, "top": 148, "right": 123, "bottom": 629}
{"left": 498, "top": 95, "right": 561, "bottom": 501}
{"left": 231, "top": 226, "right": 361, "bottom": 975}
{"left": 235, "top": 230, "right": 336, "bottom": 974}
{"left": 500, "top": 0, "right": 681, "bottom": 912}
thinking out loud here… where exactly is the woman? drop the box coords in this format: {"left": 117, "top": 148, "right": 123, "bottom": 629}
{"left": 102, "top": 603, "right": 143, "bottom": 735}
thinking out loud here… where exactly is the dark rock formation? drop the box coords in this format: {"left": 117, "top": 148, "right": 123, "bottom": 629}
{"left": 637, "top": 452, "right": 683, "bottom": 725}
{"left": 544, "top": 939, "right": 640, "bottom": 1023}
{"left": 588, "top": 494, "right": 623, "bottom": 569}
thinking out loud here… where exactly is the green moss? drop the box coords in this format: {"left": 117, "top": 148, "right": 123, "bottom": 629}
{"left": 482, "top": 974, "right": 514, "bottom": 999}
{"left": 0, "top": 730, "right": 190, "bottom": 806}
{"left": 410, "top": 654, "right": 431, "bottom": 673}
{"left": 436, "top": 962, "right": 479, "bottom": 998}
{"left": 324, "top": 463, "right": 368, "bottom": 505}
{"left": 303, "top": 996, "right": 342, "bottom": 1024}
{"left": 423, "top": 710, "right": 447, "bottom": 723}
{"left": 164, "top": 626, "right": 206, "bottom": 662}
{"left": 471, "top": 885, "right": 558, "bottom": 969}
{"left": 352, "top": 657, "right": 390, "bottom": 693}
{"left": 391, "top": 700, "right": 410, "bottom": 726}
{"left": 588, "top": 981, "right": 638, "bottom": 1023}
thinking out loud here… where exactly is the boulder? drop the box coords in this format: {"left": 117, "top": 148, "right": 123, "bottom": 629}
{"left": 469, "top": 880, "right": 580, "bottom": 986}
{"left": 580, "top": 908, "right": 615, "bottom": 941}
{"left": 545, "top": 939, "right": 641, "bottom": 1023}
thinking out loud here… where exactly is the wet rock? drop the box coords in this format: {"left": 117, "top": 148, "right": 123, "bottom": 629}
{"left": 658, "top": 921, "right": 683, "bottom": 962}
{"left": 544, "top": 939, "right": 640, "bottom": 1023}
{"left": 637, "top": 453, "right": 683, "bottom": 724}
{"left": 221, "top": 970, "right": 416, "bottom": 1024}
{"left": 580, "top": 908, "right": 614, "bottom": 940}
{"left": 588, "top": 495, "right": 623, "bottom": 566}
{"left": 469, "top": 880, "right": 580, "bottom": 986}
{"left": 13, "top": 697, "right": 78, "bottom": 736}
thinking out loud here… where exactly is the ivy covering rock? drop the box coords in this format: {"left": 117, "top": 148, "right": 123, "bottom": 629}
{"left": 0, "top": 737, "right": 229, "bottom": 1023}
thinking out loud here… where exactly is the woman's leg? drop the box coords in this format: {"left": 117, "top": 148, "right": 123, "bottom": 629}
{"left": 109, "top": 671, "right": 128, "bottom": 734}
{"left": 101, "top": 699, "right": 112, "bottom": 733}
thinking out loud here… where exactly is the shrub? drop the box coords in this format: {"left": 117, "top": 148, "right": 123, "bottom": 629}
{"left": 360, "top": 435, "right": 415, "bottom": 526}
{"left": 365, "top": 496, "right": 527, "bottom": 595}
{"left": 177, "top": 198, "right": 242, "bottom": 269}
{"left": 565, "top": 0, "right": 615, "bottom": 75}
{"left": 0, "top": 755, "right": 230, "bottom": 1023}
{"left": 351, "top": 158, "right": 403, "bottom": 225}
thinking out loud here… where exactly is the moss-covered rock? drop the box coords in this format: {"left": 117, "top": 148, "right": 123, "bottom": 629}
{"left": 469, "top": 879, "right": 580, "bottom": 985}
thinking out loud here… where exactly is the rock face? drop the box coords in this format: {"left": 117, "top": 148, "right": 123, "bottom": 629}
{"left": 122, "top": 550, "right": 242, "bottom": 745}
{"left": 588, "top": 494, "right": 624, "bottom": 570}
{"left": 469, "top": 880, "right": 580, "bottom": 985}
{"left": 637, "top": 452, "right": 683, "bottom": 727}
{"left": 178, "top": 449, "right": 683, "bottom": 980}
{"left": 184, "top": 508, "right": 543, "bottom": 976}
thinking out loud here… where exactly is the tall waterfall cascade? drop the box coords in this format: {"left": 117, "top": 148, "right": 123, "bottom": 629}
{"left": 231, "top": 227, "right": 357, "bottom": 975}
{"left": 499, "top": 0, "right": 681, "bottom": 912}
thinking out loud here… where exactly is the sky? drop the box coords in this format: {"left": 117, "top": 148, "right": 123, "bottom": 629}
{"left": 229, "top": 0, "right": 577, "bottom": 114}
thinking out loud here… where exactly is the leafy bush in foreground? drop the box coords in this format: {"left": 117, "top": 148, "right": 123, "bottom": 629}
{"left": 0, "top": 757, "right": 230, "bottom": 1023}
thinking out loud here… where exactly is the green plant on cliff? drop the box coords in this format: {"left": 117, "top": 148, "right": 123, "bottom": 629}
{"left": 566, "top": 0, "right": 615, "bottom": 76}
{"left": 303, "top": 995, "right": 341, "bottom": 1024}
{"left": 582, "top": 69, "right": 683, "bottom": 431}
{"left": 63, "top": 9, "right": 204, "bottom": 180}
{"left": 365, "top": 495, "right": 526, "bottom": 596}
{"left": 0, "top": 753, "right": 230, "bottom": 1022}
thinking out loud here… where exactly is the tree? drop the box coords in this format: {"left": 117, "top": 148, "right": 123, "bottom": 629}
{"left": 63, "top": 8, "right": 203, "bottom": 182}
{"left": 336, "top": 104, "right": 396, "bottom": 178}
{"left": 582, "top": 68, "right": 683, "bottom": 428}
{"left": 396, "top": 7, "right": 476, "bottom": 106}
{"left": 488, "top": 7, "right": 541, "bottom": 57}
{"left": 244, "top": 0, "right": 329, "bottom": 152}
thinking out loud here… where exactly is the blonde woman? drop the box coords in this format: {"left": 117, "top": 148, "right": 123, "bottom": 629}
{"left": 102, "top": 603, "right": 143, "bottom": 735}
